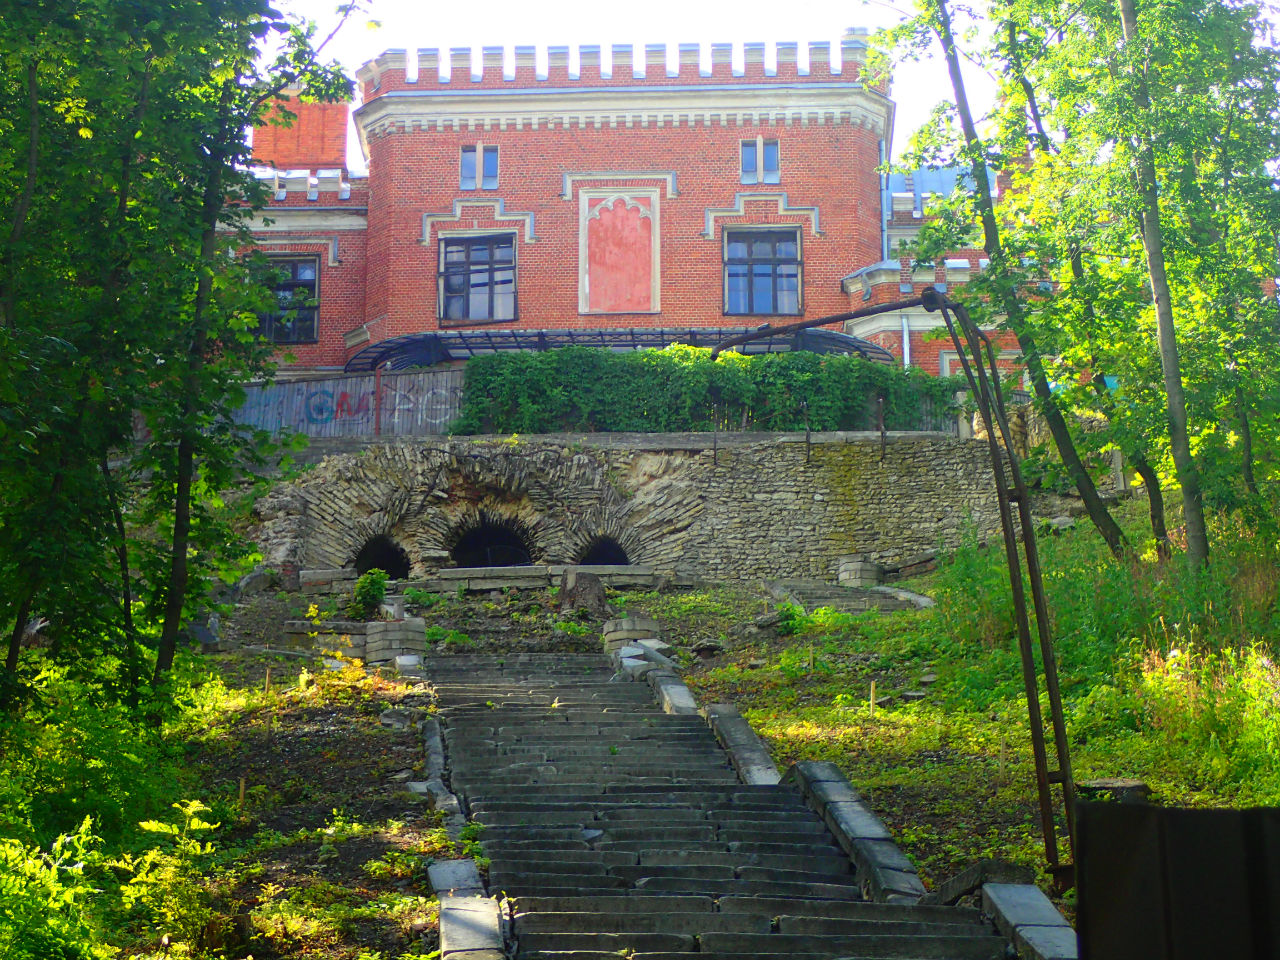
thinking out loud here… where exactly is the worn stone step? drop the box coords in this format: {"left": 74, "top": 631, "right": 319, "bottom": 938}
{"left": 779, "top": 916, "right": 996, "bottom": 938}
{"left": 508, "top": 895, "right": 715, "bottom": 914}
{"left": 636, "top": 851, "right": 850, "bottom": 874}
{"left": 695, "top": 932, "right": 1010, "bottom": 959}
{"left": 491, "top": 872, "right": 631, "bottom": 893}
{"left": 607, "top": 864, "right": 737, "bottom": 882}
{"left": 717, "top": 897, "right": 982, "bottom": 925}
{"left": 633, "top": 878, "right": 861, "bottom": 899}
{"left": 516, "top": 932, "right": 695, "bottom": 955}
{"left": 515, "top": 911, "right": 770, "bottom": 935}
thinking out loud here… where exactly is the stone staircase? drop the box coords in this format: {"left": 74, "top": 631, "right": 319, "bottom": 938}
{"left": 771, "top": 579, "right": 933, "bottom": 615}
{"left": 422, "top": 654, "right": 1015, "bottom": 960}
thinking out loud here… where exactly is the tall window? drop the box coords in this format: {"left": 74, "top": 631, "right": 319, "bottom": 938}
{"left": 258, "top": 256, "right": 318, "bottom": 342}
{"left": 740, "top": 138, "right": 780, "bottom": 185}
{"left": 461, "top": 145, "right": 499, "bottom": 190}
{"left": 724, "top": 229, "right": 801, "bottom": 316}
{"left": 439, "top": 235, "right": 516, "bottom": 324}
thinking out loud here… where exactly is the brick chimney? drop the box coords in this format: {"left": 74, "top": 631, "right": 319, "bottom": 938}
{"left": 251, "top": 95, "right": 349, "bottom": 171}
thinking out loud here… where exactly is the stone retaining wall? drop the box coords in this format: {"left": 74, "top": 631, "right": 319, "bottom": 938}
{"left": 254, "top": 433, "right": 1005, "bottom": 584}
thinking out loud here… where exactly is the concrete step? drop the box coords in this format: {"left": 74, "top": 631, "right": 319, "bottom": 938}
{"left": 718, "top": 897, "right": 983, "bottom": 925}
{"left": 695, "top": 932, "right": 1009, "bottom": 959}
{"left": 515, "top": 911, "right": 771, "bottom": 934}
{"left": 509, "top": 895, "right": 716, "bottom": 913}
{"left": 516, "top": 932, "right": 695, "bottom": 956}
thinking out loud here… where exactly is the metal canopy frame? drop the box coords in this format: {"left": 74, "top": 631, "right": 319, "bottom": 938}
{"left": 712, "top": 290, "right": 1077, "bottom": 889}
{"left": 344, "top": 325, "right": 896, "bottom": 373}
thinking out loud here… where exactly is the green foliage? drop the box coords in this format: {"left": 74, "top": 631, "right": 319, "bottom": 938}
{"left": 425, "top": 625, "right": 474, "bottom": 648}
{"left": 349, "top": 568, "right": 390, "bottom": 620}
{"left": 404, "top": 588, "right": 443, "bottom": 609}
{"left": 0, "top": 820, "right": 110, "bottom": 960}
{"left": 450, "top": 345, "right": 962, "bottom": 435}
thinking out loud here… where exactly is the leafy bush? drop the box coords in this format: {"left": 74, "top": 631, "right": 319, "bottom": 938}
{"left": 0, "top": 821, "right": 109, "bottom": 960}
{"left": 450, "top": 344, "right": 962, "bottom": 435}
{"left": 348, "top": 568, "right": 390, "bottom": 620}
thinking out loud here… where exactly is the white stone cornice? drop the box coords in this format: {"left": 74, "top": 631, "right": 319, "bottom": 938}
{"left": 354, "top": 83, "right": 892, "bottom": 140}
{"left": 248, "top": 207, "right": 368, "bottom": 233}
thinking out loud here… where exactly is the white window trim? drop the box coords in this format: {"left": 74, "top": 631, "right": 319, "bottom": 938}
{"left": 577, "top": 187, "right": 661, "bottom": 314}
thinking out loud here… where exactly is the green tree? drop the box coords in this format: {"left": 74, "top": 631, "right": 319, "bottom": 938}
{"left": 0, "top": 0, "right": 353, "bottom": 704}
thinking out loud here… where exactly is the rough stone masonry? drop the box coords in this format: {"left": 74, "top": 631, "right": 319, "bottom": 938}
{"left": 253, "top": 432, "right": 1005, "bottom": 584}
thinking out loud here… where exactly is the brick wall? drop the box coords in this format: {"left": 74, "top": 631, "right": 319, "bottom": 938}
{"left": 249, "top": 39, "right": 904, "bottom": 372}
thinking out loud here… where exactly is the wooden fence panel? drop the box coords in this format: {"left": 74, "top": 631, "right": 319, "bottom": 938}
{"left": 235, "top": 369, "right": 465, "bottom": 438}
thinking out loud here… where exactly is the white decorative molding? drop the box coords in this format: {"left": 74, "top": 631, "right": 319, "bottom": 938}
{"left": 353, "top": 84, "right": 891, "bottom": 154}
{"left": 701, "top": 192, "right": 822, "bottom": 238}
{"left": 249, "top": 208, "right": 368, "bottom": 235}
{"left": 561, "top": 171, "right": 678, "bottom": 200}
{"left": 587, "top": 194, "right": 653, "bottom": 220}
{"left": 419, "top": 198, "right": 537, "bottom": 243}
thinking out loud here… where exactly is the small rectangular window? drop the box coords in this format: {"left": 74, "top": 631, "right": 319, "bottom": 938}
{"left": 481, "top": 146, "right": 498, "bottom": 189}
{"left": 257, "top": 256, "right": 319, "bottom": 343}
{"left": 762, "top": 139, "right": 780, "bottom": 184}
{"left": 741, "top": 138, "right": 780, "bottom": 184}
{"left": 740, "top": 141, "right": 757, "bottom": 184}
{"left": 460, "top": 146, "right": 477, "bottom": 189}
{"left": 461, "top": 145, "right": 499, "bottom": 190}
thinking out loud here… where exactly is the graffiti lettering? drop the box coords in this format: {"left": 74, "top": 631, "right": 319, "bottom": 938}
{"left": 242, "top": 370, "right": 465, "bottom": 436}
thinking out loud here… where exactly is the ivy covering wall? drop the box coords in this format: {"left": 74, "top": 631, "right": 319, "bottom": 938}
{"left": 450, "top": 345, "right": 963, "bottom": 435}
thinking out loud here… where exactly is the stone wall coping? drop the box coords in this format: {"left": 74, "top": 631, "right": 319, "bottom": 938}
{"left": 784, "top": 760, "right": 927, "bottom": 903}
{"left": 982, "top": 883, "right": 1078, "bottom": 960}
{"left": 700, "top": 703, "right": 782, "bottom": 785}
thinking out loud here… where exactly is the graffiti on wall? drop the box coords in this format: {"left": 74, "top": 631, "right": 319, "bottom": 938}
{"left": 236, "top": 368, "right": 465, "bottom": 438}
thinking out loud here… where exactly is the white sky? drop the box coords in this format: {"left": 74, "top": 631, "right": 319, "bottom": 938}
{"left": 285, "top": 0, "right": 996, "bottom": 167}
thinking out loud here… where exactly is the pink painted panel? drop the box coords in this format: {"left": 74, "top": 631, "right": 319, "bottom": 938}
{"left": 587, "top": 197, "right": 653, "bottom": 312}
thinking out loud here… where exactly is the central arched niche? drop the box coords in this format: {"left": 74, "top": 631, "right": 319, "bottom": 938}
{"left": 449, "top": 514, "right": 536, "bottom": 567}
{"left": 576, "top": 536, "right": 630, "bottom": 565}
{"left": 353, "top": 534, "right": 411, "bottom": 579}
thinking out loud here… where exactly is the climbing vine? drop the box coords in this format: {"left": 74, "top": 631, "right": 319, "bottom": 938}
{"left": 450, "top": 345, "right": 963, "bottom": 435}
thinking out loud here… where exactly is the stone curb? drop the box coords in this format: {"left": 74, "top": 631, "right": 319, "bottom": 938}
{"left": 643, "top": 668, "right": 700, "bottom": 715}
{"left": 783, "top": 760, "right": 927, "bottom": 903}
{"left": 983, "top": 882, "right": 1078, "bottom": 960}
{"left": 419, "top": 716, "right": 467, "bottom": 840}
{"left": 438, "top": 894, "right": 503, "bottom": 960}
{"left": 700, "top": 703, "right": 782, "bottom": 785}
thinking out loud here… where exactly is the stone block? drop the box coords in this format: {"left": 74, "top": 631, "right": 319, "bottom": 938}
{"left": 602, "top": 617, "right": 661, "bottom": 642}
{"left": 824, "top": 800, "right": 894, "bottom": 841}
{"left": 439, "top": 898, "right": 502, "bottom": 959}
{"left": 430, "top": 862, "right": 484, "bottom": 898}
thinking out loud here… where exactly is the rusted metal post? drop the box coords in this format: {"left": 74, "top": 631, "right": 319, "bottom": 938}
{"left": 374, "top": 363, "right": 385, "bottom": 436}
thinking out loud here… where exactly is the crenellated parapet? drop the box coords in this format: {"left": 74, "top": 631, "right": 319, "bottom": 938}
{"left": 356, "top": 36, "right": 876, "bottom": 99}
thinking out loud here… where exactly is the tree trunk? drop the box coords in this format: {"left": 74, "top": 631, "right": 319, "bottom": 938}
{"left": 1116, "top": 0, "right": 1210, "bottom": 565}
{"left": 153, "top": 92, "right": 233, "bottom": 681}
{"left": 933, "top": 0, "right": 1129, "bottom": 559}
{"left": 1130, "top": 454, "right": 1171, "bottom": 559}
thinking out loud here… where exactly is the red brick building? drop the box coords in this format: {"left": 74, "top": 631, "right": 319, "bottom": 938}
{"left": 248, "top": 37, "right": 1011, "bottom": 376}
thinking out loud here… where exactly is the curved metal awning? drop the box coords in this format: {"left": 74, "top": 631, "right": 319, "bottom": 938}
{"left": 344, "top": 326, "right": 895, "bottom": 373}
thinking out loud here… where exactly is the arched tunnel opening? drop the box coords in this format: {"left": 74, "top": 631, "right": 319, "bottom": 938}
{"left": 451, "top": 521, "right": 534, "bottom": 567}
{"left": 577, "top": 536, "right": 630, "bottom": 565}
{"left": 353, "top": 535, "right": 411, "bottom": 579}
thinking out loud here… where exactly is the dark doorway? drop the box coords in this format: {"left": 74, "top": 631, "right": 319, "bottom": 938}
{"left": 451, "top": 522, "right": 533, "bottom": 567}
{"left": 577, "top": 537, "right": 630, "bottom": 565}
{"left": 353, "top": 535, "right": 410, "bottom": 579}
